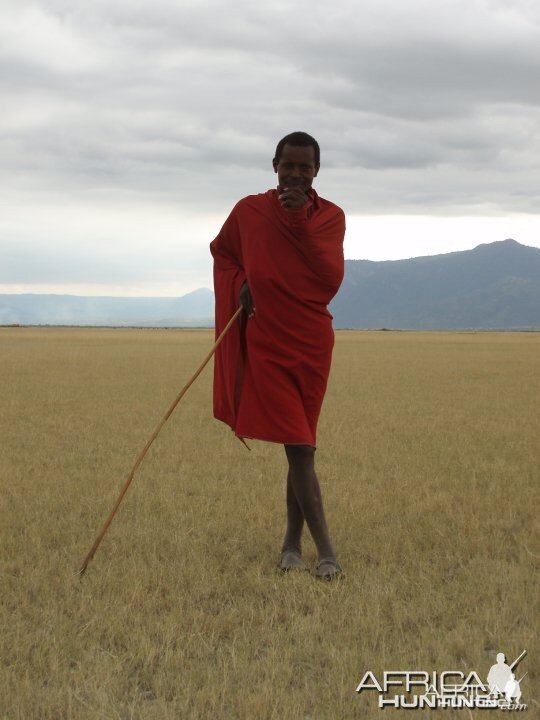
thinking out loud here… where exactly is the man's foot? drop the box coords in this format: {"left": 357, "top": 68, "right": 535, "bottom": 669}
{"left": 314, "top": 558, "right": 343, "bottom": 579}
{"left": 279, "top": 549, "right": 308, "bottom": 572}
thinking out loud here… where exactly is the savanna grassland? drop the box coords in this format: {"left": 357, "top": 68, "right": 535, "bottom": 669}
{"left": 1, "top": 327, "right": 538, "bottom": 720}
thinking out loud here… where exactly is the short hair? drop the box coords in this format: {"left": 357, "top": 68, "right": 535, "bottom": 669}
{"left": 274, "top": 131, "right": 320, "bottom": 166}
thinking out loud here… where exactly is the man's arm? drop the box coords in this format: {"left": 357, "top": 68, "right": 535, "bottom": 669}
{"left": 212, "top": 201, "right": 256, "bottom": 319}
{"left": 277, "top": 191, "right": 345, "bottom": 294}
{"left": 210, "top": 206, "right": 248, "bottom": 427}
{"left": 239, "top": 280, "right": 255, "bottom": 317}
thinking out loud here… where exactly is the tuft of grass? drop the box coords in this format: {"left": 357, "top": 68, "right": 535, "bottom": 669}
{"left": 1, "top": 328, "right": 538, "bottom": 719}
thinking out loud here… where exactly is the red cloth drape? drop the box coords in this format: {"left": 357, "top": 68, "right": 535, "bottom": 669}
{"left": 210, "top": 188, "right": 345, "bottom": 446}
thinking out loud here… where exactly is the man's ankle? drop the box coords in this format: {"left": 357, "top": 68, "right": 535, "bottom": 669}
{"left": 281, "top": 542, "right": 302, "bottom": 555}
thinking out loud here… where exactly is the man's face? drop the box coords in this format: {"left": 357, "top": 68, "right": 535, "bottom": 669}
{"left": 272, "top": 144, "right": 319, "bottom": 192}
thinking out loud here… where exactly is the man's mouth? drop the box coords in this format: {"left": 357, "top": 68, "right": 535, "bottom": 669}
{"left": 283, "top": 180, "right": 308, "bottom": 188}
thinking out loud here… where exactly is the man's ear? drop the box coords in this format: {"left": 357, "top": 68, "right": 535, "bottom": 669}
{"left": 272, "top": 157, "right": 278, "bottom": 173}
{"left": 314, "top": 164, "right": 320, "bottom": 177}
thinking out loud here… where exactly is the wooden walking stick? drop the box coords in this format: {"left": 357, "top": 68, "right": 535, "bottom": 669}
{"left": 78, "top": 305, "right": 243, "bottom": 577}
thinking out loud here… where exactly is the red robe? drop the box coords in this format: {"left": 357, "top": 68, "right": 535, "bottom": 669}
{"left": 210, "top": 188, "right": 345, "bottom": 447}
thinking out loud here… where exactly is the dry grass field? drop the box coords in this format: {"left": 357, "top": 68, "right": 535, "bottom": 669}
{"left": 1, "top": 327, "right": 538, "bottom": 719}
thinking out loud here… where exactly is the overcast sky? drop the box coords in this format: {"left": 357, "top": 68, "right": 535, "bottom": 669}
{"left": 1, "top": 0, "right": 539, "bottom": 296}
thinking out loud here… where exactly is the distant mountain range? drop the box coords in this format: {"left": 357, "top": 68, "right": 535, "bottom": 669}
{"left": 1, "top": 240, "right": 539, "bottom": 329}
{"left": 330, "top": 238, "right": 539, "bottom": 329}
{"left": 0, "top": 288, "right": 215, "bottom": 327}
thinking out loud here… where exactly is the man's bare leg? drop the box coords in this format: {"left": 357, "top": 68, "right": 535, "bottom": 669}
{"left": 281, "top": 470, "right": 305, "bottom": 554}
{"left": 283, "top": 445, "right": 338, "bottom": 570}
{"left": 279, "top": 469, "right": 308, "bottom": 570}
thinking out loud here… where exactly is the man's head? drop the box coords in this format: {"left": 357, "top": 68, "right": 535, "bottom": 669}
{"left": 272, "top": 131, "right": 320, "bottom": 193}
{"left": 273, "top": 131, "right": 320, "bottom": 167}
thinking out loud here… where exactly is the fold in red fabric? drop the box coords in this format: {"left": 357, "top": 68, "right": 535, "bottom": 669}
{"left": 210, "top": 188, "right": 345, "bottom": 447}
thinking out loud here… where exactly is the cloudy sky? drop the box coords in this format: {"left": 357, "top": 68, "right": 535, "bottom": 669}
{"left": 1, "top": 0, "right": 539, "bottom": 296}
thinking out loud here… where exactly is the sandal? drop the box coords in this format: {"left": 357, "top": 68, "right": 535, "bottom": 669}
{"left": 279, "top": 549, "right": 308, "bottom": 572}
{"left": 314, "top": 558, "right": 343, "bottom": 579}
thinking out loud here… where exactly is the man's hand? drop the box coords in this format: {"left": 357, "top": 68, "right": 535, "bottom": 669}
{"left": 239, "top": 281, "right": 255, "bottom": 317}
{"left": 277, "top": 186, "right": 309, "bottom": 209}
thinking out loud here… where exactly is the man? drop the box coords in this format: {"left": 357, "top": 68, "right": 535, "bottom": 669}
{"left": 210, "top": 131, "right": 345, "bottom": 578}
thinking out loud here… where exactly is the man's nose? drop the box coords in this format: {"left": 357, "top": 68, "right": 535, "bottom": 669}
{"left": 290, "top": 165, "right": 301, "bottom": 176}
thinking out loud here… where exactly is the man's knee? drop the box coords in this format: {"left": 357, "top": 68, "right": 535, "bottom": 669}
{"left": 285, "top": 444, "right": 315, "bottom": 466}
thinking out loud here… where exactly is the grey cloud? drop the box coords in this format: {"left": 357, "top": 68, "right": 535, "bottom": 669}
{"left": 1, "top": 0, "right": 540, "bottom": 215}
{"left": 0, "top": 235, "right": 209, "bottom": 285}
{"left": 309, "top": 35, "right": 540, "bottom": 118}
